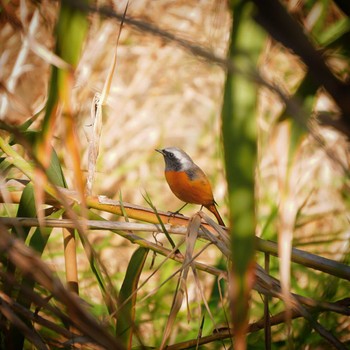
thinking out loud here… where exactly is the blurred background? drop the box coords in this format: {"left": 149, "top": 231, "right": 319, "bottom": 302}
{"left": 1, "top": 0, "right": 350, "bottom": 348}
{"left": 1, "top": 0, "right": 229, "bottom": 210}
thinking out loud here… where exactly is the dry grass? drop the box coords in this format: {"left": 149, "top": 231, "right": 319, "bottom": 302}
{"left": 70, "top": 1, "right": 231, "bottom": 319}
{"left": 72, "top": 0, "right": 230, "bottom": 210}
{"left": 258, "top": 41, "right": 350, "bottom": 258}
{"left": 1, "top": 0, "right": 350, "bottom": 348}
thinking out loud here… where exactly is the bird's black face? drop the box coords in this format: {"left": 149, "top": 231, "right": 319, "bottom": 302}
{"left": 156, "top": 149, "right": 182, "bottom": 171}
{"left": 156, "top": 148, "right": 193, "bottom": 172}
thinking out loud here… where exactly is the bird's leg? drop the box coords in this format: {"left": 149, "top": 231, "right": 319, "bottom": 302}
{"left": 168, "top": 202, "right": 188, "bottom": 217}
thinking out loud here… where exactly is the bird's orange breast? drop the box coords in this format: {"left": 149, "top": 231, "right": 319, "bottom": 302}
{"left": 165, "top": 170, "right": 214, "bottom": 206}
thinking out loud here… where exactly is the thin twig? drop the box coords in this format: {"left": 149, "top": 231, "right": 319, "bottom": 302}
{"left": 0, "top": 217, "right": 349, "bottom": 281}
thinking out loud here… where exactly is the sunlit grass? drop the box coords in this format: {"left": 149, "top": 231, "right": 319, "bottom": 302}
{"left": 0, "top": 0, "right": 349, "bottom": 349}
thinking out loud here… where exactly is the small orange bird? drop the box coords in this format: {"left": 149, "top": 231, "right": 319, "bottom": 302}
{"left": 156, "top": 147, "right": 225, "bottom": 226}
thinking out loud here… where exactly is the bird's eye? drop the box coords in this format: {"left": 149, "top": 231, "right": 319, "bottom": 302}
{"left": 168, "top": 152, "right": 174, "bottom": 158}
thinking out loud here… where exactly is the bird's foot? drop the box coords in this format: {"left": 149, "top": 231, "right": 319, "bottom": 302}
{"left": 167, "top": 210, "right": 185, "bottom": 217}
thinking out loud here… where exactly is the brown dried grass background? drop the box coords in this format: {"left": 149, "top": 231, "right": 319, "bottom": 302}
{"left": 74, "top": 0, "right": 230, "bottom": 211}
{"left": 1, "top": 0, "right": 350, "bottom": 343}
{"left": 1, "top": 0, "right": 232, "bottom": 306}
{"left": 2, "top": 0, "right": 349, "bottom": 267}
{"left": 258, "top": 40, "right": 350, "bottom": 259}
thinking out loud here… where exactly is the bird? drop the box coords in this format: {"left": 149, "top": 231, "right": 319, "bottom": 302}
{"left": 156, "top": 147, "right": 225, "bottom": 226}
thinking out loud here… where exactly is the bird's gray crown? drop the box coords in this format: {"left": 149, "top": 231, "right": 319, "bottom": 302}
{"left": 159, "top": 147, "right": 194, "bottom": 171}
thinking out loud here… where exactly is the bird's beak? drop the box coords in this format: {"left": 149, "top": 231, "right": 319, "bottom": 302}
{"left": 155, "top": 149, "right": 164, "bottom": 155}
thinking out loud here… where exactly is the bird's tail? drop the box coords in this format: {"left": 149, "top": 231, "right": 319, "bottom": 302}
{"left": 205, "top": 203, "right": 225, "bottom": 227}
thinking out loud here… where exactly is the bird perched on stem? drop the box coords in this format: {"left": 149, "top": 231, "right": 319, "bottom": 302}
{"left": 156, "top": 147, "right": 225, "bottom": 226}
